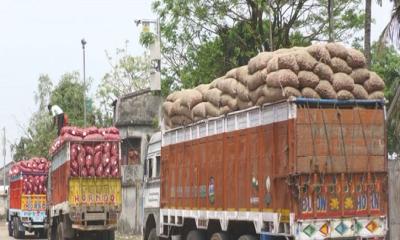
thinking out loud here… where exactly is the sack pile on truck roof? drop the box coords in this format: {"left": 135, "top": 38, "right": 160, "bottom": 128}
{"left": 9, "top": 158, "right": 50, "bottom": 195}
{"left": 49, "top": 126, "right": 120, "bottom": 155}
{"left": 163, "top": 43, "right": 386, "bottom": 129}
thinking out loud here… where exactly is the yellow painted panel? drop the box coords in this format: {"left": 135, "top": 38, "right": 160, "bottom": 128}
{"left": 68, "top": 178, "right": 121, "bottom": 206}
{"left": 21, "top": 194, "right": 46, "bottom": 211}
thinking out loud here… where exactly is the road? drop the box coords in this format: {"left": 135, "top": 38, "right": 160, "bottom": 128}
{"left": 0, "top": 221, "right": 46, "bottom": 240}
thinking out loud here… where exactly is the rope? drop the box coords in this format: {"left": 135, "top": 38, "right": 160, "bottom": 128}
{"left": 336, "top": 107, "right": 349, "bottom": 173}
{"left": 305, "top": 103, "right": 318, "bottom": 173}
{"left": 320, "top": 106, "right": 334, "bottom": 173}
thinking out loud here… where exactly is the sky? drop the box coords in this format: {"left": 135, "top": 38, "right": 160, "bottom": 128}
{"left": 0, "top": 0, "right": 394, "bottom": 164}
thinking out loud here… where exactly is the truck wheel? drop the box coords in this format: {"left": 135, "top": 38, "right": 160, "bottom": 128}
{"left": 48, "top": 223, "right": 57, "bottom": 240}
{"left": 107, "top": 230, "right": 116, "bottom": 240}
{"left": 37, "top": 229, "right": 47, "bottom": 238}
{"left": 57, "top": 222, "right": 66, "bottom": 240}
{"left": 211, "top": 232, "right": 229, "bottom": 240}
{"left": 148, "top": 228, "right": 157, "bottom": 240}
{"left": 186, "top": 230, "right": 205, "bottom": 240}
{"left": 13, "top": 217, "right": 25, "bottom": 239}
{"left": 7, "top": 220, "right": 12, "bottom": 236}
{"left": 238, "top": 235, "right": 256, "bottom": 240}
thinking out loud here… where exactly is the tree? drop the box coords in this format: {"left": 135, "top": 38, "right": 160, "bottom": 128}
{"left": 380, "top": 0, "right": 400, "bottom": 47}
{"left": 370, "top": 43, "right": 400, "bottom": 153}
{"left": 152, "top": 0, "right": 364, "bottom": 92}
{"left": 12, "top": 72, "right": 97, "bottom": 160}
{"left": 97, "top": 41, "right": 151, "bottom": 119}
{"left": 364, "top": 0, "right": 372, "bottom": 68}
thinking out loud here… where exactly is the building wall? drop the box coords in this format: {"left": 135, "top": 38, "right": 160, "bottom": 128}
{"left": 115, "top": 89, "right": 161, "bottom": 235}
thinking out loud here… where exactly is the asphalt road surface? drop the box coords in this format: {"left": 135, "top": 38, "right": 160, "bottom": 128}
{"left": 0, "top": 221, "right": 46, "bottom": 240}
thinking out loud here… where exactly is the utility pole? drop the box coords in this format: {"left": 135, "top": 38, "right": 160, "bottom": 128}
{"left": 81, "top": 38, "right": 87, "bottom": 127}
{"left": 2, "top": 127, "right": 6, "bottom": 189}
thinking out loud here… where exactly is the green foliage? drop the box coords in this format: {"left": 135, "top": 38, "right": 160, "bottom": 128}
{"left": 152, "top": 0, "right": 364, "bottom": 93}
{"left": 370, "top": 43, "right": 400, "bottom": 152}
{"left": 97, "top": 41, "right": 151, "bottom": 120}
{"left": 139, "top": 31, "right": 156, "bottom": 47}
{"left": 12, "top": 72, "right": 97, "bottom": 160}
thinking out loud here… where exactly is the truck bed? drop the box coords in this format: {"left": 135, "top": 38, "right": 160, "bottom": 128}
{"left": 160, "top": 99, "right": 387, "bottom": 219}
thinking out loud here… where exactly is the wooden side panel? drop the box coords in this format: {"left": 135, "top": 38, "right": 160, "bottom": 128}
{"left": 10, "top": 179, "right": 22, "bottom": 209}
{"left": 295, "top": 107, "right": 385, "bottom": 173}
{"left": 50, "top": 162, "right": 70, "bottom": 205}
{"left": 161, "top": 120, "right": 293, "bottom": 213}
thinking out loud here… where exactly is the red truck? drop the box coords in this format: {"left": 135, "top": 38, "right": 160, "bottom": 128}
{"left": 143, "top": 98, "right": 387, "bottom": 240}
{"left": 46, "top": 127, "right": 122, "bottom": 240}
{"left": 7, "top": 158, "right": 49, "bottom": 238}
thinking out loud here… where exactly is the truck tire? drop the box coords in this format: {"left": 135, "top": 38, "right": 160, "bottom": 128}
{"left": 13, "top": 217, "right": 25, "bottom": 239}
{"left": 37, "top": 229, "right": 47, "bottom": 238}
{"left": 238, "top": 235, "right": 256, "bottom": 240}
{"left": 107, "top": 230, "right": 116, "bottom": 240}
{"left": 57, "top": 222, "right": 66, "bottom": 240}
{"left": 148, "top": 228, "right": 157, "bottom": 240}
{"left": 186, "top": 230, "right": 205, "bottom": 240}
{"left": 210, "top": 232, "right": 229, "bottom": 240}
{"left": 48, "top": 223, "right": 57, "bottom": 240}
{"left": 7, "top": 220, "right": 12, "bottom": 236}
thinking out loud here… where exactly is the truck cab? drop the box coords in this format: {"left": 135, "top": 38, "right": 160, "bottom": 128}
{"left": 143, "top": 132, "right": 162, "bottom": 240}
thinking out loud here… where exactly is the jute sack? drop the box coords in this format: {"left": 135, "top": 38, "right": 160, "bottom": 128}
{"left": 248, "top": 52, "right": 274, "bottom": 74}
{"left": 170, "top": 99, "right": 193, "bottom": 119}
{"left": 352, "top": 84, "right": 369, "bottom": 99}
{"left": 264, "top": 87, "right": 285, "bottom": 102}
{"left": 330, "top": 57, "right": 352, "bottom": 74}
{"left": 164, "top": 116, "right": 172, "bottom": 129}
{"left": 315, "top": 80, "right": 337, "bottom": 99}
{"left": 225, "top": 67, "right": 238, "bottom": 78}
{"left": 216, "top": 77, "right": 238, "bottom": 96}
{"left": 307, "top": 44, "right": 331, "bottom": 64}
{"left": 363, "top": 72, "right": 385, "bottom": 93}
{"left": 205, "top": 102, "right": 221, "bottom": 117}
{"left": 220, "top": 94, "right": 238, "bottom": 110}
{"left": 170, "top": 115, "right": 192, "bottom": 127}
{"left": 368, "top": 91, "right": 385, "bottom": 99}
{"left": 294, "top": 50, "right": 318, "bottom": 71}
{"left": 166, "top": 90, "right": 183, "bottom": 102}
{"left": 236, "top": 82, "right": 250, "bottom": 101}
{"left": 195, "top": 84, "right": 210, "bottom": 97}
{"left": 249, "top": 84, "right": 268, "bottom": 103}
{"left": 337, "top": 90, "right": 355, "bottom": 100}
{"left": 204, "top": 88, "right": 222, "bottom": 107}
{"left": 325, "top": 42, "right": 348, "bottom": 59}
{"left": 236, "top": 66, "right": 250, "bottom": 85}
{"left": 162, "top": 101, "right": 174, "bottom": 116}
{"left": 220, "top": 105, "right": 231, "bottom": 115}
{"left": 247, "top": 70, "right": 265, "bottom": 91}
{"left": 255, "top": 95, "right": 268, "bottom": 106}
{"left": 180, "top": 89, "right": 203, "bottom": 109}
{"left": 350, "top": 68, "right": 370, "bottom": 84}
{"left": 347, "top": 48, "right": 366, "bottom": 68}
{"left": 298, "top": 71, "right": 320, "bottom": 88}
{"left": 237, "top": 98, "right": 253, "bottom": 110}
{"left": 266, "top": 69, "right": 299, "bottom": 88}
{"left": 266, "top": 54, "right": 299, "bottom": 73}
{"left": 314, "top": 62, "right": 333, "bottom": 82}
{"left": 332, "top": 73, "right": 354, "bottom": 91}
{"left": 301, "top": 87, "right": 320, "bottom": 99}
{"left": 192, "top": 102, "right": 207, "bottom": 118}
{"left": 283, "top": 86, "right": 301, "bottom": 97}
{"left": 210, "top": 77, "right": 224, "bottom": 89}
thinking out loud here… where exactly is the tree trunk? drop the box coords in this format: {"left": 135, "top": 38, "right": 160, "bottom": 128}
{"left": 364, "top": 0, "right": 372, "bottom": 68}
{"left": 328, "top": 0, "right": 334, "bottom": 42}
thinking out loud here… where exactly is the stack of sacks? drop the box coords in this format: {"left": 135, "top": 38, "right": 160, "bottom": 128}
{"left": 9, "top": 158, "right": 50, "bottom": 195}
{"left": 49, "top": 126, "right": 120, "bottom": 155}
{"left": 163, "top": 43, "right": 385, "bottom": 129}
{"left": 69, "top": 141, "right": 120, "bottom": 178}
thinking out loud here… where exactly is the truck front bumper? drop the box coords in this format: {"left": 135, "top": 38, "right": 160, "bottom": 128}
{"left": 72, "top": 223, "right": 117, "bottom": 231}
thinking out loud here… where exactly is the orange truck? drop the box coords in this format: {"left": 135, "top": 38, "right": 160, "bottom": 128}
{"left": 143, "top": 98, "right": 387, "bottom": 240}
{"left": 7, "top": 171, "right": 47, "bottom": 238}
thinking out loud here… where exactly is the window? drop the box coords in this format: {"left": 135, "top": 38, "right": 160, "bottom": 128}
{"left": 121, "top": 138, "right": 141, "bottom": 165}
{"left": 148, "top": 158, "right": 153, "bottom": 178}
{"left": 156, "top": 156, "right": 161, "bottom": 177}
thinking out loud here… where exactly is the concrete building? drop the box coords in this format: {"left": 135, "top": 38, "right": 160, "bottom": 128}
{"left": 114, "top": 89, "right": 162, "bottom": 235}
